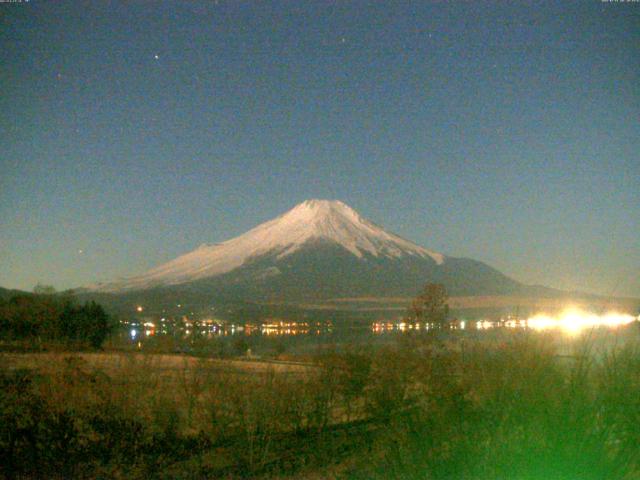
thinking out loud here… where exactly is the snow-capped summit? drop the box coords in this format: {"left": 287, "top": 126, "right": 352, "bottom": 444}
{"left": 252, "top": 199, "right": 443, "bottom": 262}
{"left": 92, "top": 199, "right": 445, "bottom": 292}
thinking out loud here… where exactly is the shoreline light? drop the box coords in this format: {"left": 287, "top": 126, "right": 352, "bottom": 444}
{"left": 526, "top": 308, "right": 636, "bottom": 335}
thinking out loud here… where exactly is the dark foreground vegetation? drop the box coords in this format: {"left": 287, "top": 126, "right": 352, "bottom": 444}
{"left": 1, "top": 330, "right": 640, "bottom": 479}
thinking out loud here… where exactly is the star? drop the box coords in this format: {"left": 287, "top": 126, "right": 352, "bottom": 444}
{"left": 154, "top": 54, "right": 160, "bottom": 60}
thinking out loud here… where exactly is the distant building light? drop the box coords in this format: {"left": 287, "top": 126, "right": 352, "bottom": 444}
{"left": 136, "top": 306, "right": 143, "bottom": 312}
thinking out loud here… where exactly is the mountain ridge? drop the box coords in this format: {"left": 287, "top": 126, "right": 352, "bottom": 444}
{"left": 82, "top": 199, "right": 545, "bottom": 313}
{"left": 90, "top": 199, "right": 446, "bottom": 293}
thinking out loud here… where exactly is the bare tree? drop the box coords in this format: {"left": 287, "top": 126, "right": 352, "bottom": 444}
{"left": 33, "top": 283, "right": 56, "bottom": 295}
{"left": 407, "top": 283, "right": 450, "bottom": 327}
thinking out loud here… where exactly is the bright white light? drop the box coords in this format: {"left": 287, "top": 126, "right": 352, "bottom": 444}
{"left": 130, "top": 328, "right": 137, "bottom": 339}
{"left": 526, "top": 314, "right": 555, "bottom": 331}
{"left": 477, "top": 320, "right": 493, "bottom": 330}
{"left": 527, "top": 308, "right": 636, "bottom": 335}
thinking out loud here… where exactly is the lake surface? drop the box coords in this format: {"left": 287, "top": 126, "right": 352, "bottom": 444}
{"left": 116, "top": 310, "right": 640, "bottom": 357}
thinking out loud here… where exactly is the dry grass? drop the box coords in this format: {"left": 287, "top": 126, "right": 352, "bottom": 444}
{"left": 0, "top": 351, "right": 313, "bottom": 375}
{"left": 2, "top": 329, "right": 640, "bottom": 479}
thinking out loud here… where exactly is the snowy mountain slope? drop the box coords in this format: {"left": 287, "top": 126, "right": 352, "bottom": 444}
{"left": 184, "top": 238, "right": 521, "bottom": 300}
{"left": 92, "top": 199, "right": 445, "bottom": 292}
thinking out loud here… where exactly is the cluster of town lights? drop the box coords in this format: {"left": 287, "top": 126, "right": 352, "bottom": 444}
{"left": 131, "top": 304, "right": 636, "bottom": 339}
{"left": 474, "top": 308, "right": 637, "bottom": 334}
{"left": 525, "top": 308, "right": 637, "bottom": 335}
{"left": 373, "top": 308, "right": 637, "bottom": 335}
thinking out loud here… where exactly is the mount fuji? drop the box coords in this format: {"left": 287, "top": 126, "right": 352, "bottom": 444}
{"left": 88, "top": 200, "right": 523, "bottom": 304}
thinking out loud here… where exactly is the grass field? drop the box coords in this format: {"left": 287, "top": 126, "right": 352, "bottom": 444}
{"left": 2, "top": 328, "right": 640, "bottom": 479}
{"left": 0, "top": 351, "right": 313, "bottom": 376}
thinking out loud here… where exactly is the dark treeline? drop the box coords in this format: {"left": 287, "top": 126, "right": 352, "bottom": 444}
{"left": 0, "top": 293, "right": 114, "bottom": 349}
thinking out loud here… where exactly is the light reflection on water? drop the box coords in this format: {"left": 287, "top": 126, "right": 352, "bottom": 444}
{"left": 472, "top": 309, "right": 637, "bottom": 335}
{"left": 525, "top": 309, "right": 636, "bottom": 335}
{"left": 373, "top": 308, "right": 638, "bottom": 336}
{"left": 125, "top": 321, "right": 335, "bottom": 341}
{"left": 124, "top": 308, "right": 638, "bottom": 343}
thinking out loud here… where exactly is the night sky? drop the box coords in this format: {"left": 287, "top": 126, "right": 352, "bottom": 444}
{"left": 1, "top": 1, "right": 638, "bottom": 297}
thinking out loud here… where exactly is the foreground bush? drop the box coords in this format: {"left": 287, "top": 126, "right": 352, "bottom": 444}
{"left": 0, "top": 356, "right": 210, "bottom": 480}
{"left": 348, "top": 334, "right": 640, "bottom": 480}
{"left": 0, "top": 330, "right": 639, "bottom": 479}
